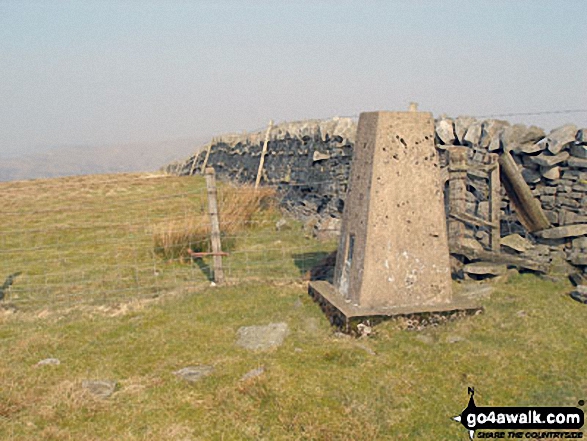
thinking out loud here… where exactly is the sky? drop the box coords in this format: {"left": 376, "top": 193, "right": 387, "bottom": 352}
{"left": 1, "top": 0, "right": 586, "bottom": 158}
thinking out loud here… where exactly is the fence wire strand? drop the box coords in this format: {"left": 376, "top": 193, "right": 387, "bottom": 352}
{"left": 0, "top": 174, "right": 338, "bottom": 311}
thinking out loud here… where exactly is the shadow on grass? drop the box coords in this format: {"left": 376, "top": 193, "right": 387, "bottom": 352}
{"left": 293, "top": 250, "right": 337, "bottom": 282}
{"left": 192, "top": 258, "right": 213, "bottom": 282}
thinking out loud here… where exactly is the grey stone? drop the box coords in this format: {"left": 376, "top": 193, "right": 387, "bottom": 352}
{"left": 572, "top": 237, "right": 587, "bottom": 249}
{"left": 569, "top": 273, "right": 587, "bottom": 286}
{"left": 547, "top": 124, "right": 578, "bottom": 154}
{"left": 463, "top": 262, "right": 508, "bottom": 276}
{"left": 174, "top": 365, "right": 214, "bottom": 383}
{"left": 562, "top": 170, "right": 581, "bottom": 180}
{"left": 521, "top": 168, "right": 541, "bottom": 184}
{"left": 545, "top": 210, "right": 558, "bottom": 224}
{"left": 488, "top": 136, "right": 502, "bottom": 152}
{"left": 564, "top": 212, "right": 587, "bottom": 225}
{"left": 541, "top": 186, "right": 557, "bottom": 195}
{"left": 540, "top": 166, "right": 560, "bottom": 180}
{"left": 569, "top": 157, "right": 587, "bottom": 169}
{"left": 240, "top": 366, "right": 265, "bottom": 381}
{"left": 540, "top": 195, "right": 556, "bottom": 208}
{"left": 464, "top": 121, "right": 483, "bottom": 146}
{"left": 455, "top": 116, "right": 476, "bottom": 144}
{"left": 435, "top": 118, "right": 456, "bottom": 144}
{"left": 82, "top": 380, "right": 117, "bottom": 398}
{"left": 314, "top": 216, "right": 341, "bottom": 240}
{"left": 570, "top": 255, "right": 587, "bottom": 266}
{"left": 480, "top": 119, "right": 509, "bottom": 149}
{"left": 275, "top": 218, "right": 288, "bottom": 231}
{"left": 461, "top": 237, "right": 484, "bottom": 251}
{"left": 36, "top": 358, "right": 60, "bottom": 367}
{"left": 475, "top": 230, "right": 490, "bottom": 248}
{"left": 477, "top": 200, "right": 489, "bottom": 219}
{"left": 531, "top": 151, "right": 569, "bottom": 167}
{"left": 515, "top": 138, "right": 547, "bottom": 154}
{"left": 558, "top": 197, "right": 580, "bottom": 209}
{"left": 522, "top": 154, "right": 540, "bottom": 169}
{"left": 236, "top": 322, "right": 289, "bottom": 351}
{"left": 577, "top": 129, "right": 587, "bottom": 145}
{"left": 312, "top": 151, "right": 330, "bottom": 162}
{"left": 502, "top": 124, "right": 545, "bottom": 152}
{"left": 570, "top": 144, "right": 587, "bottom": 159}
{"left": 537, "top": 224, "right": 587, "bottom": 239}
{"left": 501, "top": 234, "right": 533, "bottom": 253}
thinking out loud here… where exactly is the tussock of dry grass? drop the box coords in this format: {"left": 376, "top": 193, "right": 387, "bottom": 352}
{"left": 153, "top": 185, "right": 275, "bottom": 260}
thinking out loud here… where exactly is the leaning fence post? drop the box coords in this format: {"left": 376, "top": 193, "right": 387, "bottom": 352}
{"left": 255, "top": 120, "right": 274, "bottom": 189}
{"left": 205, "top": 167, "right": 225, "bottom": 284}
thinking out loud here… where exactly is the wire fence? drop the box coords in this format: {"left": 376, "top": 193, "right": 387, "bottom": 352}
{"left": 0, "top": 173, "right": 338, "bottom": 312}
{"left": 2, "top": 108, "right": 583, "bottom": 312}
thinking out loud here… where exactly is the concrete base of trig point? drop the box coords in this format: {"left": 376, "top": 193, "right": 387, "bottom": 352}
{"left": 309, "top": 110, "right": 481, "bottom": 331}
{"left": 309, "top": 280, "right": 480, "bottom": 332}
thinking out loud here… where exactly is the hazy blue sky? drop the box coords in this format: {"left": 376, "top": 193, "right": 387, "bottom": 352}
{"left": 1, "top": 0, "right": 586, "bottom": 157}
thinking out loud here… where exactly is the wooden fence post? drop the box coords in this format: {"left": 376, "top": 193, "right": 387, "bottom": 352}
{"left": 448, "top": 147, "right": 468, "bottom": 246}
{"left": 255, "top": 120, "right": 274, "bottom": 188}
{"left": 205, "top": 167, "right": 225, "bottom": 284}
{"left": 488, "top": 154, "right": 501, "bottom": 251}
{"left": 200, "top": 140, "right": 214, "bottom": 174}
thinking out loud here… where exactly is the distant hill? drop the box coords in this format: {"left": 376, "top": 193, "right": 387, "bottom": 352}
{"left": 0, "top": 136, "right": 209, "bottom": 182}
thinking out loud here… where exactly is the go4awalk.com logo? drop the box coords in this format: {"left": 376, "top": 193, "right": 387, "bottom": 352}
{"left": 452, "top": 388, "right": 584, "bottom": 439}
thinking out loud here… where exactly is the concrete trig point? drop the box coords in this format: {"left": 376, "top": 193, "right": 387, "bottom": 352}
{"left": 309, "top": 110, "right": 480, "bottom": 330}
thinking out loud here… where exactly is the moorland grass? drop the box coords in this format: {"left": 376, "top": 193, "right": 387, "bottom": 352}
{"left": 0, "top": 173, "right": 585, "bottom": 440}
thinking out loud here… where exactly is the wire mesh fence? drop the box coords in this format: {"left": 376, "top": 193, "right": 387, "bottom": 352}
{"left": 0, "top": 173, "right": 338, "bottom": 311}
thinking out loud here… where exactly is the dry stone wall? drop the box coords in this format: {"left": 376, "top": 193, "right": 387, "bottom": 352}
{"left": 165, "top": 116, "right": 587, "bottom": 274}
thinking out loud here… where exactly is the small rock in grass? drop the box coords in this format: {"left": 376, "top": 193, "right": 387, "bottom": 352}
{"left": 570, "top": 286, "right": 587, "bottom": 304}
{"left": 82, "top": 380, "right": 118, "bottom": 399}
{"left": 240, "top": 366, "right": 265, "bottom": 382}
{"left": 174, "top": 365, "right": 214, "bottom": 383}
{"left": 36, "top": 358, "right": 60, "bottom": 367}
{"left": 356, "top": 323, "right": 372, "bottom": 337}
{"left": 236, "top": 323, "right": 289, "bottom": 351}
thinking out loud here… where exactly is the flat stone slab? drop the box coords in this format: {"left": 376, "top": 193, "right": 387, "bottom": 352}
{"left": 537, "top": 224, "right": 587, "bottom": 239}
{"left": 174, "top": 365, "right": 214, "bottom": 383}
{"left": 530, "top": 151, "right": 569, "bottom": 167}
{"left": 568, "top": 157, "right": 587, "bottom": 169}
{"left": 236, "top": 323, "right": 289, "bottom": 351}
{"left": 501, "top": 234, "right": 533, "bottom": 253}
{"left": 463, "top": 262, "right": 508, "bottom": 276}
{"left": 82, "top": 380, "right": 117, "bottom": 399}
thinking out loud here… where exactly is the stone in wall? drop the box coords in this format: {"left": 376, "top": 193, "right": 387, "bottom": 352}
{"left": 164, "top": 116, "right": 587, "bottom": 274}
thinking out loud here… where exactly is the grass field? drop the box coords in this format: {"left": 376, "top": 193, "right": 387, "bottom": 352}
{"left": 0, "top": 173, "right": 586, "bottom": 440}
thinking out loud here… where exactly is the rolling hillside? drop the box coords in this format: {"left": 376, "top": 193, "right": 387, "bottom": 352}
{"left": 0, "top": 137, "right": 209, "bottom": 182}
